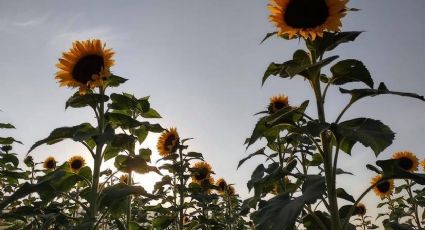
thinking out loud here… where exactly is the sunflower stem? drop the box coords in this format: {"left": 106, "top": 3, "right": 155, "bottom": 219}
{"left": 406, "top": 179, "right": 422, "bottom": 229}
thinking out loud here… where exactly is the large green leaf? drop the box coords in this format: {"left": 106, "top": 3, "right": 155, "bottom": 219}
{"left": 28, "top": 123, "right": 97, "bottom": 153}
{"left": 377, "top": 159, "right": 425, "bottom": 185}
{"left": 106, "top": 113, "right": 143, "bottom": 129}
{"left": 65, "top": 93, "right": 109, "bottom": 109}
{"left": 340, "top": 82, "right": 425, "bottom": 104}
{"left": 253, "top": 175, "right": 326, "bottom": 230}
{"left": 331, "top": 118, "right": 394, "bottom": 156}
{"left": 330, "top": 59, "right": 373, "bottom": 88}
{"left": 306, "top": 31, "right": 362, "bottom": 59}
{"left": 105, "top": 74, "right": 128, "bottom": 87}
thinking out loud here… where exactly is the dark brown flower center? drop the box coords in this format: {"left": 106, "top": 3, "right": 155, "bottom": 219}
{"left": 398, "top": 157, "right": 413, "bottom": 170}
{"left": 45, "top": 160, "right": 56, "bottom": 169}
{"left": 195, "top": 168, "right": 208, "bottom": 180}
{"left": 377, "top": 181, "right": 390, "bottom": 193}
{"left": 284, "top": 0, "right": 329, "bottom": 29}
{"left": 218, "top": 181, "right": 227, "bottom": 191}
{"left": 71, "top": 159, "right": 83, "bottom": 170}
{"left": 164, "top": 134, "right": 178, "bottom": 153}
{"left": 355, "top": 205, "right": 366, "bottom": 216}
{"left": 72, "top": 55, "right": 104, "bottom": 84}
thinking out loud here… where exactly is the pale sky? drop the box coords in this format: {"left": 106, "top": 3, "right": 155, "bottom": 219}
{"left": 0, "top": 0, "right": 424, "bottom": 227}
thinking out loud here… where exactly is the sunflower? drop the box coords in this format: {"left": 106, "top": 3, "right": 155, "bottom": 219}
{"left": 268, "top": 0, "right": 347, "bottom": 40}
{"left": 120, "top": 174, "right": 129, "bottom": 184}
{"left": 370, "top": 175, "right": 394, "bottom": 199}
{"left": 55, "top": 39, "right": 114, "bottom": 94}
{"left": 43, "top": 156, "right": 56, "bottom": 170}
{"left": 157, "top": 128, "right": 180, "bottom": 157}
{"left": 355, "top": 203, "right": 366, "bottom": 216}
{"left": 191, "top": 161, "right": 212, "bottom": 184}
{"left": 268, "top": 94, "right": 289, "bottom": 114}
{"left": 392, "top": 151, "right": 419, "bottom": 172}
{"left": 216, "top": 178, "right": 227, "bottom": 194}
{"left": 68, "top": 155, "right": 85, "bottom": 173}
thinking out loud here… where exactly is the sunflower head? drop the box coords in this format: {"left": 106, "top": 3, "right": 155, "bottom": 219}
{"left": 55, "top": 39, "right": 114, "bottom": 94}
{"left": 268, "top": 94, "right": 289, "bottom": 114}
{"left": 191, "top": 161, "right": 212, "bottom": 184}
{"left": 120, "top": 174, "right": 129, "bottom": 184}
{"left": 68, "top": 155, "right": 85, "bottom": 173}
{"left": 227, "top": 185, "right": 236, "bottom": 196}
{"left": 268, "top": 0, "right": 347, "bottom": 40}
{"left": 215, "top": 178, "right": 227, "bottom": 194}
{"left": 43, "top": 156, "right": 56, "bottom": 170}
{"left": 157, "top": 128, "right": 180, "bottom": 157}
{"left": 355, "top": 203, "right": 366, "bottom": 216}
{"left": 371, "top": 175, "right": 394, "bottom": 199}
{"left": 392, "top": 151, "right": 419, "bottom": 172}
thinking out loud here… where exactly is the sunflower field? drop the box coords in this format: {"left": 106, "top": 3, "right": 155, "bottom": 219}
{"left": 0, "top": 0, "right": 424, "bottom": 230}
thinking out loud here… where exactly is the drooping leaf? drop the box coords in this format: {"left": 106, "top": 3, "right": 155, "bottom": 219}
{"left": 306, "top": 31, "right": 362, "bottom": 59}
{"left": 0, "top": 137, "right": 22, "bottom": 145}
{"left": 237, "top": 148, "right": 266, "bottom": 169}
{"left": 376, "top": 159, "right": 425, "bottom": 185}
{"left": 106, "top": 74, "right": 128, "bottom": 87}
{"left": 336, "top": 188, "right": 355, "bottom": 203}
{"left": 330, "top": 59, "right": 373, "bottom": 88}
{"left": 331, "top": 118, "right": 394, "bottom": 156}
{"left": 65, "top": 92, "right": 109, "bottom": 109}
{"left": 260, "top": 32, "right": 278, "bottom": 44}
{"left": 28, "top": 123, "right": 96, "bottom": 153}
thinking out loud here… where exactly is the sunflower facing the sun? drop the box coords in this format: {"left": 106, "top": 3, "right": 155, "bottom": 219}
{"left": 55, "top": 39, "right": 115, "bottom": 94}
{"left": 157, "top": 128, "right": 180, "bottom": 157}
{"left": 370, "top": 175, "right": 394, "bottom": 199}
{"left": 391, "top": 151, "right": 419, "bottom": 172}
{"left": 268, "top": 94, "right": 289, "bottom": 114}
{"left": 268, "top": 0, "right": 347, "bottom": 40}
{"left": 68, "top": 155, "right": 86, "bottom": 173}
{"left": 191, "top": 161, "right": 212, "bottom": 184}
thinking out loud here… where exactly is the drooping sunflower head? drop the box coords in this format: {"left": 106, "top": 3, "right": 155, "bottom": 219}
{"left": 43, "top": 156, "right": 56, "bottom": 170}
{"left": 392, "top": 151, "right": 419, "bottom": 172}
{"left": 268, "top": 94, "right": 289, "bottom": 114}
{"left": 371, "top": 175, "right": 394, "bottom": 199}
{"left": 157, "top": 128, "right": 180, "bottom": 157}
{"left": 120, "top": 174, "right": 129, "bottom": 184}
{"left": 68, "top": 155, "right": 85, "bottom": 173}
{"left": 191, "top": 161, "right": 212, "bottom": 184}
{"left": 215, "top": 178, "right": 227, "bottom": 194}
{"left": 355, "top": 203, "right": 366, "bottom": 216}
{"left": 55, "top": 39, "right": 114, "bottom": 94}
{"left": 268, "top": 0, "right": 347, "bottom": 40}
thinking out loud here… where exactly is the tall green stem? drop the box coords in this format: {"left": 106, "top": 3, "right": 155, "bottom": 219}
{"left": 90, "top": 87, "right": 106, "bottom": 229}
{"left": 178, "top": 149, "right": 184, "bottom": 230}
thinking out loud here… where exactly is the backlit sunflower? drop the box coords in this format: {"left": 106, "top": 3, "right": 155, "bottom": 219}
{"left": 355, "top": 203, "right": 366, "bottom": 216}
{"left": 157, "top": 128, "right": 180, "bottom": 157}
{"left": 55, "top": 39, "right": 114, "bottom": 94}
{"left": 268, "top": 0, "right": 347, "bottom": 40}
{"left": 216, "top": 178, "right": 227, "bottom": 194}
{"left": 120, "top": 174, "right": 129, "bottom": 184}
{"left": 43, "top": 156, "right": 56, "bottom": 170}
{"left": 370, "top": 175, "right": 394, "bottom": 199}
{"left": 227, "top": 185, "right": 236, "bottom": 196}
{"left": 392, "top": 151, "right": 419, "bottom": 172}
{"left": 268, "top": 94, "right": 289, "bottom": 114}
{"left": 191, "top": 161, "right": 212, "bottom": 184}
{"left": 68, "top": 155, "right": 85, "bottom": 173}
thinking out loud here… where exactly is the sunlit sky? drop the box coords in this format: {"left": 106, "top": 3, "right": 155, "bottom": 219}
{"left": 1, "top": 0, "right": 424, "bottom": 226}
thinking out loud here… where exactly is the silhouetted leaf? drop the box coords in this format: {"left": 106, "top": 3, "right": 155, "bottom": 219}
{"left": 330, "top": 59, "right": 373, "bottom": 88}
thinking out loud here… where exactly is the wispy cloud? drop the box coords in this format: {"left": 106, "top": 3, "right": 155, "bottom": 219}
{"left": 15, "top": 14, "right": 49, "bottom": 27}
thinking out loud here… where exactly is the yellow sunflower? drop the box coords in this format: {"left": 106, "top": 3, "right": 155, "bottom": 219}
{"left": 392, "top": 151, "right": 419, "bottom": 172}
{"left": 268, "top": 0, "right": 347, "bottom": 40}
{"left": 120, "top": 174, "right": 129, "bottom": 184}
{"left": 355, "top": 203, "right": 366, "bottom": 216}
{"left": 191, "top": 161, "right": 212, "bottom": 184}
{"left": 55, "top": 39, "right": 114, "bottom": 94}
{"left": 157, "top": 128, "right": 180, "bottom": 157}
{"left": 216, "top": 178, "right": 227, "bottom": 194}
{"left": 68, "top": 155, "right": 85, "bottom": 173}
{"left": 43, "top": 156, "right": 56, "bottom": 170}
{"left": 268, "top": 94, "right": 289, "bottom": 114}
{"left": 370, "top": 175, "right": 394, "bottom": 199}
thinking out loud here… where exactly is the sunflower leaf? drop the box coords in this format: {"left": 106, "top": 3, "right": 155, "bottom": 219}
{"left": 339, "top": 82, "right": 425, "bottom": 104}
{"left": 376, "top": 159, "right": 425, "bottom": 185}
{"left": 0, "top": 123, "right": 15, "bottom": 129}
{"left": 65, "top": 93, "right": 109, "bottom": 109}
{"left": 237, "top": 147, "right": 266, "bottom": 169}
{"left": 0, "top": 137, "right": 22, "bottom": 145}
{"left": 306, "top": 31, "right": 363, "bottom": 59}
{"left": 330, "top": 59, "right": 373, "bottom": 88}
{"left": 260, "top": 32, "right": 278, "bottom": 44}
{"left": 106, "top": 74, "right": 128, "bottom": 87}
{"left": 331, "top": 118, "right": 394, "bottom": 156}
